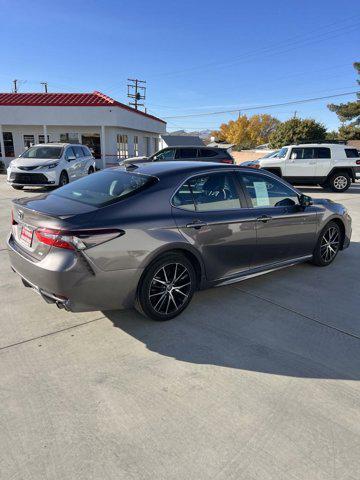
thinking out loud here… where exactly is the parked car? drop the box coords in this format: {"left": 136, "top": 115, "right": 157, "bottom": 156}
{"left": 240, "top": 143, "right": 360, "bottom": 192}
{"left": 122, "top": 146, "right": 234, "bottom": 165}
{"left": 7, "top": 143, "right": 96, "bottom": 190}
{"left": 8, "top": 162, "right": 351, "bottom": 320}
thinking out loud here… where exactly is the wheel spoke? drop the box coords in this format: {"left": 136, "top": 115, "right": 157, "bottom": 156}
{"left": 149, "top": 262, "right": 192, "bottom": 315}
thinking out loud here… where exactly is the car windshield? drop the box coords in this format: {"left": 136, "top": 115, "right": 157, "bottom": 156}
{"left": 52, "top": 170, "right": 157, "bottom": 207}
{"left": 20, "top": 146, "right": 63, "bottom": 159}
{"left": 277, "top": 147, "right": 288, "bottom": 158}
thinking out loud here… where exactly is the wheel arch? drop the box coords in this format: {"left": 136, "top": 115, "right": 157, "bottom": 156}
{"left": 327, "top": 167, "right": 355, "bottom": 182}
{"left": 138, "top": 243, "right": 206, "bottom": 291}
{"left": 318, "top": 217, "right": 346, "bottom": 250}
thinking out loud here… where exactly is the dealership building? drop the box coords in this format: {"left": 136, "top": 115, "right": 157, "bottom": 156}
{"left": 0, "top": 91, "right": 166, "bottom": 168}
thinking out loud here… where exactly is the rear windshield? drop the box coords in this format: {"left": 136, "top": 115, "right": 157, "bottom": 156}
{"left": 20, "top": 146, "right": 63, "bottom": 159}
{"left": 52, "top": 170, "right": 157, "bottom": 207}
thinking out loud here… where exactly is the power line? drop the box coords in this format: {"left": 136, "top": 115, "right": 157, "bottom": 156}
{"left": 148, "top": 16, "right": 360, "bottom": 79}
{"left": 162, "top": 91, "right": 359, "bottom": 119}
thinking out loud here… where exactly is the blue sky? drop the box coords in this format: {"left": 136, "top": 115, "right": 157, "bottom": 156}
{"left": 0, "top": 0, "right": 359, "bottom": 132}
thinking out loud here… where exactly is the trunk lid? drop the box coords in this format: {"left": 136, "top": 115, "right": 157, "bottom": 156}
{"left": 11, "top": 193, "right": 99, "bottom": 261}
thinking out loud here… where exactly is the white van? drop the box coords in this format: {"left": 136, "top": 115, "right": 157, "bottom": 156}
{"left": 241, "top": 143, "right": 360, "bottom": 192}
{"left": 7, "top": 143, "right": 96, "bottom": 190}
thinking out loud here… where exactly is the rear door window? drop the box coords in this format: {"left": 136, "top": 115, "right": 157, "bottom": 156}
{"left": 314, "top": 147, "right": 331, "bottom": 158}
{"left": 345, "top": 148, "right": 360, "bottom": 158}
{"left": 189, "top": 173, "right": 241, "bottom": 211}
{"left": 176, "top": 148, "right": 198, "bottom": 159}
{"left": 198, "top": 149, "right": 218, "bottom": 158}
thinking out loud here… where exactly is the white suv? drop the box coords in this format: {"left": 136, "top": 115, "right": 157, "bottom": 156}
{"left": 242, "top": 143, "right": 360, "bottom": 192}
{"left": 7, "top": 143, "right": 96, "bottom": 190}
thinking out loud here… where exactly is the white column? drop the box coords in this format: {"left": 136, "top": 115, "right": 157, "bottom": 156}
{"left": 0, "top": 125, "right": 5, "bottom": 161}
{"left": 43, "top": 125, "right": 48, "bottom": 143}
{"left": 100, "top": 125, "right": 106, "bottom": 169}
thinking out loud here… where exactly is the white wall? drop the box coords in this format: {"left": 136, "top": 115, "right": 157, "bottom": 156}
{"left": 0, "top": 105, "right": 166, "bottom": 133}
{"left": 0, "top": 124, "right": 163, "bottom": 167}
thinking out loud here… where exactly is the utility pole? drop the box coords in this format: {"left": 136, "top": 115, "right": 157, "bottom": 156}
{"left": 12, "top": 79, "right": 18, "bottom": 93}
{"left": 41, "top": 82, "right": 48, "bottom": 93}
{"left": 127, "top": 78, "right": 146, "bottom": 110}
{"left": 293, "top": 110, "right": 297, "bottom": 118}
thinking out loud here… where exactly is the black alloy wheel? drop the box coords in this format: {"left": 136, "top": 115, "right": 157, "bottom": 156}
{"left": 137, "top": 253, "right": 196, "bottom": 321}
{"left": 312, "top": 222, "right": 341, "bottom": 266}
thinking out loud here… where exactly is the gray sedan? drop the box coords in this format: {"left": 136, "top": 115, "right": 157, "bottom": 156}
{"left": 8, "top": 162, "right": 352, "bottom": 320}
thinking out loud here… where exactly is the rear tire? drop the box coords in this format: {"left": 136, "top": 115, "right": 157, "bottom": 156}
{"left": 12, "top": 185, "right": 23, "bottom": 190}
{"left": 328, "top": 171, "right": 351, "bottom": 192}
{"left": 137, "top": 253, "right": 196, "bottom": 321}
{"left": 58, "top": 171, "right": 69, "bottom": 187}
{"left": 312, "top": 221, "right": 342, "bottom": 266}
{"left": 88, "top": 166, "right": 94, "bottom": 174}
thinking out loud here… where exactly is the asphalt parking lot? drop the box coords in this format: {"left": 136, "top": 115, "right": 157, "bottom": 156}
{"left": 1, "top": 175, "right": 360, "bottom": 480}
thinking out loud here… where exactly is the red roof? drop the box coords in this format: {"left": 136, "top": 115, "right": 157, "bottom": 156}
{"left": 0, "top": 90, "right": 165, "bottom": 124}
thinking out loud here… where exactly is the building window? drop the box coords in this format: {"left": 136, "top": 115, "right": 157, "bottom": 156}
{"left": 38, "top": 134, "right": 51, "bottom": 144}
{"left": 144, "top": 137, "right": 150, "bottom": 156}
{"left": 60, "top": 133, "right": 79, "bottom": 143}
{"left": 0, "top": 132, "right": 14, "bottom": 157}
{"left": 153, "top": 137, "right": 159, "bottom": 154}
{"left": 134, "top": 136, "right": 139, "bottom": 156}
{"left": 23, "top": 135, "right": 35, "bottom": 148}
{"left": 117, "top": 134, "right": 128, "bottom": 158}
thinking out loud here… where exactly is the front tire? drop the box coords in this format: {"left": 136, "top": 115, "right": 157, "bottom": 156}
{"left": 312, "top": 221, "right": 342, "bottom": 266}
{"left": 137, "top": 253, "right": 196, "bottom": 321}
{"left": 58, "top": 171, "right": 69, "bottom": 187}
{"left": 88, "top": 166, "right": 94, "bottom": 174}
{"left": 329, "top": 171, "right": 351, "bottom": 192}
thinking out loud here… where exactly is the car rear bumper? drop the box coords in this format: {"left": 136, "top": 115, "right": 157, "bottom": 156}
{"left": 7, "top": 234, "right": 142, "bottom": 312}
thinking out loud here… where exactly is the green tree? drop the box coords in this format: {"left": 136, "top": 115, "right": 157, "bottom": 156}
{"left": 269, "top": 118, "right": 327, "bottom": 148}
{"left": 213, "top": 114, "right": 279, "bottom": 149}
{"left": 328, "top": 62, "right": 360, "bottom": 140}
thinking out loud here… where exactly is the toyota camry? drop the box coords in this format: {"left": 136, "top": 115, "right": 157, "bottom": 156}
{"left": 8, "top": 162, "right": 352, "bottom": 320}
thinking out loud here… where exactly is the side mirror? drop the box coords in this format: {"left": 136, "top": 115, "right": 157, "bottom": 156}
{"left": 291, "top": 153, "right": 297, "bottom": 160}
{"left": 67, "top": 155, "right": 76, "bottom": 161}
{"left": 299, "top": 194, "right": 313, "bottom": 207}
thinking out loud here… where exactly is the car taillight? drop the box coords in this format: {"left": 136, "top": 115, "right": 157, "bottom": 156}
{"left": 251, "top": 164, "right": 261, "bottom": 169}
{"left": 35, "top": 228, "right": 75, "bottom": 250}
{"left": 356, "top": 160, "right": 360, "bottom": 165}
{"left": 35, "top": 227, "right": 124, "bottom": 250}
{"left": 219, "top": 158, "right": 234, "bottom": 164}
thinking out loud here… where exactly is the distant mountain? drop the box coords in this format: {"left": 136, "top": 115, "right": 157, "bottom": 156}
{"left": 167, "top": 129, "right": 212, "bottom": 139}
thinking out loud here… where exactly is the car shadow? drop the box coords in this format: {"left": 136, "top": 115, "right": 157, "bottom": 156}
{"left": 103, "top": 242, "right": 360, "bottom": 381}
{"left": 298, "top": 182, "right": 360, "bottom": 195}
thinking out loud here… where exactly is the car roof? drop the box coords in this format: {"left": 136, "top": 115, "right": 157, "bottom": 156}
{"left": 283, "top": 143, "right": 346, "bottom": 148}
{"left": 162, "top": 145, "right": 218, "bottom": 149}
{"left": 28, "top": 143, "right": 88, "bottom": 147}
{"left": 113, "top": 161, "right": 252, "bottom": 177}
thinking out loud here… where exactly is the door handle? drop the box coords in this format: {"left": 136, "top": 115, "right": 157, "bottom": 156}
{"left": 186, "top": 221, "right": 208, "bottom": 229}
{"left": 256, "top": 215, "right": 272, "bottom": 223}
